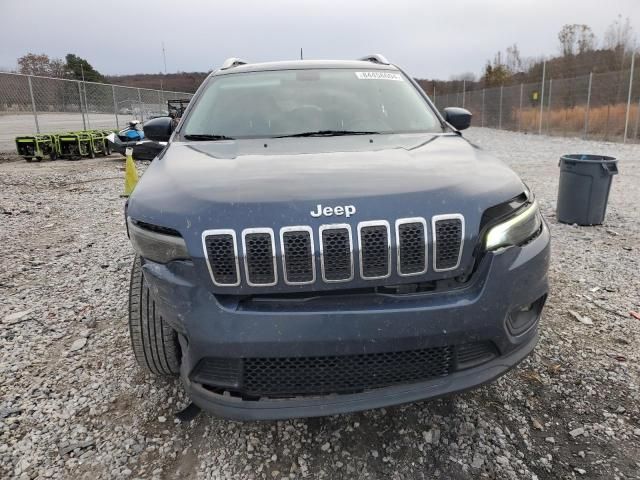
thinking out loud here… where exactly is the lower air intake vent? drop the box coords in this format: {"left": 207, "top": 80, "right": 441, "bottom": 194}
{"left": 192, "top": 341, "right": 495, "bottom": 398}
{"left": 243, "top": 346, "right": 454, "bottom": 396}
{"left": 243, "top": 230, "right": 276, "bottom": 286}
{"left": 320, "top": 226, "right": 353, "bottom": 282}
{"left": 203, "top": 231, "right": 239, "bottom": 286}
{"left": 434, "top": 216, "right": 463, "bottom": 271}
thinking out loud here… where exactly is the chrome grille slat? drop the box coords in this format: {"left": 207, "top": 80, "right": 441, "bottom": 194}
{"left": 432, "top": 214, "right": 465, "bottom": 272}
{"left": 280, "top": 226, "right": 315, "bottom": 285}
{"left": 319, "top": 224, "right": 354, "bottom": 282}
{"left": 202, "top": 229, "right": 240, "bottom": 287}
{"left": 242, "top": 228, "right": 277, "bottom": 286}
{"left": 358, "top": 220, "right": 391, "bottom": 279}
{"left": 395, "top": 217, "right": 427, "bottom": 276}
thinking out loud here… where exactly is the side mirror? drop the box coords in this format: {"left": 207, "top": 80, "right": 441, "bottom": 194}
{"left": 143, "top": 116, "right": 174, "bottom": 142}
{"left": 443, "top": 107, "right": 472, "bottom": 131}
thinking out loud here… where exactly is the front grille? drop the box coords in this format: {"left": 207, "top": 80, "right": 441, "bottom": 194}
{"left": 243, "top": 346, "right": 454, "bottom": 396}
{"left": 359, "top": 222, "right": 390, "bottom": 279}
{"left": 202, "top": 215, "right": 465, "bottom": 288}
{"left": 281, "top": 228, "right": 314, "bottom": 284}
{"left": 433, "top": 216, "right": 464, "bottom": 271}
{"left": 243, "top": 230, "right": 276, "bottom": 286}
{"left": 193, "top": 341, "right": 497, "bottom": 398}
{"left": 320, "top": 226, "right": 353, "bottom": 282}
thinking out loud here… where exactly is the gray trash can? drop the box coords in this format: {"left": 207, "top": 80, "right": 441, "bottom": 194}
{"left": 556, "top": 154, "right": 618, "bottom": 225}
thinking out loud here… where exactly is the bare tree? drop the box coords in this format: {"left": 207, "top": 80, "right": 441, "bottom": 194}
{"left": 604, "top": 15, "right": 636, "bottom": 52}
{"left": 558, "top": 25, "right": 578, "bottom": 56}
{"left": 17, "top": 53, "right": 53, "bottom": 76}
{"left": 17, "top": 53, "right": 68, "bottom": 78}
{"left": 505, "top": 44, "right": 523, "bottom": 73}
{"left": 48, "top": 59, "right": 67, "bottom": 78}
{"left": 576, "top": 25, "right": 596, "bottom": 54}
{"left": 558, "top": 24, "right": 595, "bottom": 56}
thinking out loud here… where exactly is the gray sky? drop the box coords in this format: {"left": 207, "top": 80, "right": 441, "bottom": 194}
{"left": 1, "top": 0, "right": 638, "bottom": 79}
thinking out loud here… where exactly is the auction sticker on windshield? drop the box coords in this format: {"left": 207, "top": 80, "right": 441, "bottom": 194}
{"left": 355, "top": 71, "right": 403, "bottom": 81}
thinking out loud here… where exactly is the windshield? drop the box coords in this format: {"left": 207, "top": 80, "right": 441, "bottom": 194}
{"left": 182, "top": 68, "right": 443, "bottom": 139}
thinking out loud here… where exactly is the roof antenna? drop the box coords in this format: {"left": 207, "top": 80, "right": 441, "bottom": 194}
{"left": 300, "top": 48, "right": 303, "bottom": 60}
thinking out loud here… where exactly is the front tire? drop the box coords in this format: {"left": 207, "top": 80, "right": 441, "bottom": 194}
{"left": 128, "top": 256, "right": 181, "bottom": 376}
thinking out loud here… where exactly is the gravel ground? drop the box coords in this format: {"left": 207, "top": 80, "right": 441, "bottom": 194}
{"left": 1, "top": 128, "right": 639, "bottom": 480}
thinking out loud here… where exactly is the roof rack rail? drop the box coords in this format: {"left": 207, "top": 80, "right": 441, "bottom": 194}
{"left": 220, "top": 57, "right": 248, "bottom": 70}
{"left": 358, "top": 54, "right": 390, "bottom": 65}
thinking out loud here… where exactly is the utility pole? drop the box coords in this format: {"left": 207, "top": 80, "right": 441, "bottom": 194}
{"left": 162, "top": 42, "right": 167, "bottom": 73}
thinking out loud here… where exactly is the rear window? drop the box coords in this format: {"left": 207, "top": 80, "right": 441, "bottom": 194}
{"left": 182, "top": 68, "right": 442, "bottom": 138}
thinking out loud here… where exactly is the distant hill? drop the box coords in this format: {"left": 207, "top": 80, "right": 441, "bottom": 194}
{"left": 106, "top": 72, "right": 209, "bottom": 93}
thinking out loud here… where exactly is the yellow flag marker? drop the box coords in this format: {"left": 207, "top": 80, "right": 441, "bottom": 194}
{"left": 123, "top": 147, "right": 139, "bottom": 197}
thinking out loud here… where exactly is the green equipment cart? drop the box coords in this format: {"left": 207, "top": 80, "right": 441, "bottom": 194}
{"left": 15, "top": 134, "right": 60, "bottom": 161}
{"left": 57, "top": 130, "right": 114, "bottom": 159}
{"left": 57, "top": 131, "right": 93, "bottom": 159}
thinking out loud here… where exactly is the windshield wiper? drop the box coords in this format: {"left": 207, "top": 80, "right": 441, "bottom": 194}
{"left": 275, "top": 130, "right": 380, "bottom": 138}
{"left": 184, "top": 134, "right": 235, "bottom": 141}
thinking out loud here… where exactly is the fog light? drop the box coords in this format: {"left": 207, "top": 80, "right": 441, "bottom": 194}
{"left": 507, "top": 295, "right": 546, "bottom": 336}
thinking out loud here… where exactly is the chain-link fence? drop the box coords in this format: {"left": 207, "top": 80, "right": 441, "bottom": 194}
{"left": 432, "top": 56, "right": 640, "bottom": 143}
{"left": 0, "top": 72, "right": 194, "bottom": 150}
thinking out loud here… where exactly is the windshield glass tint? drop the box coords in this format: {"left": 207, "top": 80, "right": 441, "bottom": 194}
{"left": 183, "top": 69, "right": 442, "bottom": 138}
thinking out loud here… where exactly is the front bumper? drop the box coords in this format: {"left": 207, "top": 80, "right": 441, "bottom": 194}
{"left": 141, "top": 224, "right": 550, "bottom": 420}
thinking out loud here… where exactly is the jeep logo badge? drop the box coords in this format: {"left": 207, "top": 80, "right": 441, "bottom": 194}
{"left": 310, "top": 204, "right": 356, "bottom": 218}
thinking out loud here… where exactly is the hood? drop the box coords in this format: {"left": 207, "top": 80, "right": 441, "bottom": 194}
{"left": 130, "top": 133, "right": 523, "bottom": 211}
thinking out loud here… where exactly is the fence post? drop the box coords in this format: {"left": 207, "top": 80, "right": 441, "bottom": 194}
{"left": 112, "top": 85, "right": 119, "bottom": 129}
{"left": 623, "top": 52, "right": 635, "bottom": 143}
{"left": 462, "top": 80, "right": 466, "bottom": 108}
{"left": 481, "top": 89, "right": 485, "bottom": 128}
{"left": 77, "top": 81, "right": 87, "bottom": 131}
{"left": 27, "top": 75, "right": 40, "bottom": 134}
{"left": 433, "top": 85, "right": 436, "bottom": 105}
{"left": 584, "top": 72, "right": 593, "bottom": 139}
{"left": 539, "top": 60, "right": 546, "bottom": 135}
{"left": 137, "top": 88, "right": 144, "bottom": 121}
{"left": 518, "top": 83, "right": 523, "bottom": 132}
{"left": 634, "top": 95, "right": 640, "bottom": 141}
{"left": 498, "top": 85, "right": 504, "bottom": 129}
{"left": 546, "top": 78, "right": 553, "bottom": 134}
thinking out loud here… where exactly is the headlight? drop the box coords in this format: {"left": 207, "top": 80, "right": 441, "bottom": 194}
{"left": 485, "top": 201, "right": 542, "bottom": 250}
{"left": 127, "top": 218, "right": 189, "bottom": 263}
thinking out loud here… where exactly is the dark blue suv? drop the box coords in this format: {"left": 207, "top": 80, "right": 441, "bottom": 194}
{"left": 125, "top": 55, "right": 550, "bottom": 420}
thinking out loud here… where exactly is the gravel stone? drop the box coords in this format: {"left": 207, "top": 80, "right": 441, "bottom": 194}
{"left": 569, "top": 427, "right": 585, "bottom": 438}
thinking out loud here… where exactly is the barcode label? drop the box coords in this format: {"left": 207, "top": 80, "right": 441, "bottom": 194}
{"left": 355, "top": 71, "right": 403, "bottom": 81}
